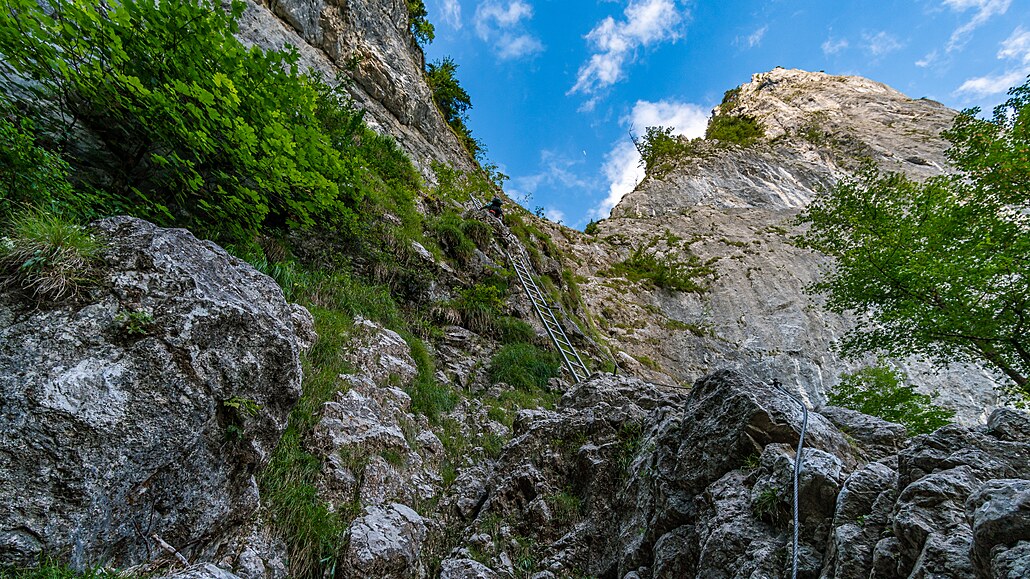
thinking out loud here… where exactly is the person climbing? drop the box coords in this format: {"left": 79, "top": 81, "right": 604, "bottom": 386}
{"left": 483, "top": 196, "right": 504, "bottom": 220}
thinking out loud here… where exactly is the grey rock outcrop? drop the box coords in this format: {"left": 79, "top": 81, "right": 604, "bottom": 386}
{"left": 967, "top": 479, "right": 1030, "bottom": 577}
{"left": 311, "top": 316, "right": 445, "bottom": 510}
{"left": 154, "top": 564, "right": 243, "bottom": 579}
{"left": 439, "top": 368, "right": 1030, "bottom": 578}
{"left": 0, "top": 217, "right": 311, "bottom": 569}
{"left": 344, "top": 503, "right": 428, "bottom": 579}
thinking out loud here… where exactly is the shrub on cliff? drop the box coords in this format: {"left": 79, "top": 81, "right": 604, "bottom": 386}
{"left": 706, "top": 113, "right": 764, "bottom": 145}
{"left": 0, "top": 0, "right": 422, "bottom": 243}
{"left": 605, "top": 237, "right": 718, "bottom": 294}
{"left": 829, "top": 366, "right": 954, "bottom": 435}
{"left": 634, "top": 126, "right": 707, "bottom": 176}
{"left": 489, "top": 343, "right": 560, "bottom": 391}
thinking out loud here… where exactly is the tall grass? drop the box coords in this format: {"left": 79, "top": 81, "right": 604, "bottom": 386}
{"left": 0, "top": 210, "right": 102, "bottom": 301}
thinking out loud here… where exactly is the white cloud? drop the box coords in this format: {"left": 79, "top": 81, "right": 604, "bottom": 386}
{"left": 956, "top": 26, "right": 1030, "bottom": 98}
{"left": 509, "top": 150, "right": 593, "bottom": 208}
{"left": 942, "top": 0, "right": 1012, "bottom": 51}
{"left": 743, "top": 25, "right": 768, "bottom": 49}
{"left": 544, "top": 207, "right": 566, "bottom": 223}
{"left": 569, "top": 0, "right": 687, "bottom": 96}
{"left": 440, "top": 0, "right": 462, "bottom": 29}
{"left": 863, "top": 31, "right": 903, "bottom": 57}
{"left": 998, "top": 26, "right": 1030, "bottom": 63}
{"left": 821, "top": 37, "right": 848, "bottom": 56}
{"left": 916, "top": 50, "right": 939, "bottom": 67}
{"left": 497, "top": 34, "right": 545, "bottom": 59}
{"left": 594, "top": 100, "right": 709, "bottom": 219}
{"left": 956, "top": 69, "right": 1028, "bottom": 97}
{"left": 473, "top": 1, "right": 544, "bottom": 60}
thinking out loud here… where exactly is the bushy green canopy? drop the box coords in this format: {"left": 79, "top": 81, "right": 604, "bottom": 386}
{"left": 0, "top": 0, "right": 422, "bottom": 242}
{"left": 796, "top": 76, "right": 1030, "bottom": 397}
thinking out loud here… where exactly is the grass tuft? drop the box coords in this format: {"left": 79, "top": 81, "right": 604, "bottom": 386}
{"left": 488, "top": 343, "right": 560, "bottom": 392}
{"left": 0, "top": 210, "right": 102, "bottom": 301}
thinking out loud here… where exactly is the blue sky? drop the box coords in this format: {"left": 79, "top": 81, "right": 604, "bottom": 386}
{"left": 422, "top": 0, "right": 1030, "bottom": 228}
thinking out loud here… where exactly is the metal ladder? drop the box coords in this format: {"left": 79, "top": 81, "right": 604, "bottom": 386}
{"left": 505, "top": 247, "right": 591, "bottom": 383}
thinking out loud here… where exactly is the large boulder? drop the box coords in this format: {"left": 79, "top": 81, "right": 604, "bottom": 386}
{"left": 0, "top": 217, "right": 311, "bottom": 569}
{"left": 967, "top": 479, "right": 1030, "bottom": 577}
{"left": 343, "top": 503, "right": 428, "bottom": 579}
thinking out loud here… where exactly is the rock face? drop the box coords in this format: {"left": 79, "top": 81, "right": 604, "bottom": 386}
{"left": 236, "top": 0, "right": 475, "bottom": 177}
{"left": 552, "top": 68, "right": 1001, "bottom": 423}
{"left": 0, "top": 217, "right": 311, "bottom": 568}
{"left": 439, "top": 369, "right": 1030, "bottom": 578}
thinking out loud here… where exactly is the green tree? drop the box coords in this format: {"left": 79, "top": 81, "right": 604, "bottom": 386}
{"left": 425, "top": 57, "right": 479, "bottom": 158}
{"left": 406, "top": 0, "right": 434, "bottom": 46}
{"left": 829, "top": 366, "right": 954, "bottom": 435}
{"left": 795, "top": 76, "right": 1030, "bottom": 397}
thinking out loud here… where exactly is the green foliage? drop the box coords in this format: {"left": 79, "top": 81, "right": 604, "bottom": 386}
{"left": 0, "top": 112, "right": 79, "bottom": 219}
{"left": 633, "top": 125, "right": 706, "bottom": 177}
{"left": 497, "top": 316, "right": 535, "bottom": 344}
{"left": 223, "top": 396, "right": 262, "bottom": 417}
{"left": 605, "top": 237, "right": 716, "bottom": 294}
{"left": 795, "top": 77, "right": 1030, "bottom": 396}
{"left": 752, "top": 487, "right": 787, "bottom": 525}
{"left": 0, "top": 0, "right": 416, "bottom": 242}
{"left": 258, "top": 306, "right": 359, "bottom": 577}
{"left": 721, "top": 87, "right": 742, "bottom": 108}
{"left": 430, "top": 162, "right": 497, "bottom": 205}
{"left": 545, "top": 491, "right": 583, "bottom": 526}
{"left": 431, "top": 212, "right": 478, "bottom": 264}
{"left": 380, "top": 448, "right": 405, "bottom": 467}
{"left": 705, "top": 113, "right": 764, "bottom": 145}
{"left": 260, "top": 429, "right": 351, "bottom": 578}
{"left": 0, "top": 209, "right": 102, "bottom": 301}
{"left": 405, "top": 336, "right": 457, "bottom": 423}
{"left": 829, "top": 366, "right": 955, "bottom": 435}
{"left": 435, "top": 280, "right": 510, "bottom": 336}
{"left": 584, "top": 220, "right": 600, "bottom": 235}
{"left": 488, "top": 343, "right": 560, "bottom": 391}
{"left": 0, "top": 559, "right": 117, "bottom": 578}
{"left": 406, "top": 0, "right": 434, "bottom": 46}
{"left": 115, "top": 310, "right": 155, "bottom": 337}
{"left": 425, "top": 57, "right": 480, "bottom": 158}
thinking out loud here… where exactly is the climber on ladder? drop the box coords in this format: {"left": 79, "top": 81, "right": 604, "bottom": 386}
{"left": 482, "top": 196, "right": 504, "bottom": 220}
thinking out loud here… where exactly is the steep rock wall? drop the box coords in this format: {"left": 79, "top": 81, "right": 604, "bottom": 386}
{"left": 561, "top": 68, "right": 1001, "bottom": 422}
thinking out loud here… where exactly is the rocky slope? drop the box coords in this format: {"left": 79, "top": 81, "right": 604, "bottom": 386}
{"left": 553, "top": 68, "right": 1002, "bottom": 423}
{"left": 438, "top": 370, "right": 1030, "bottom": 578}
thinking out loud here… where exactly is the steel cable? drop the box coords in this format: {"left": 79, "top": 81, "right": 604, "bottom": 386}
{"left": 772, "top": 378, "right": 808, "bottom": 579}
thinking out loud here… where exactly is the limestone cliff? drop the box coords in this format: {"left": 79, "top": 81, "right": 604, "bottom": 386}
{"left": 555, "top": 68, "right": 1002, "bottom": 423}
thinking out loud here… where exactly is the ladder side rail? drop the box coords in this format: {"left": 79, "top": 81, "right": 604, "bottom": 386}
{"left": 528, "top": 268, "right": 591, "bottom": 378}
{"left": 506, "top": 250, "right": 583, "bottom": 382}
{"left": 515, "top": 250, "right": 590, "bottom": 380}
